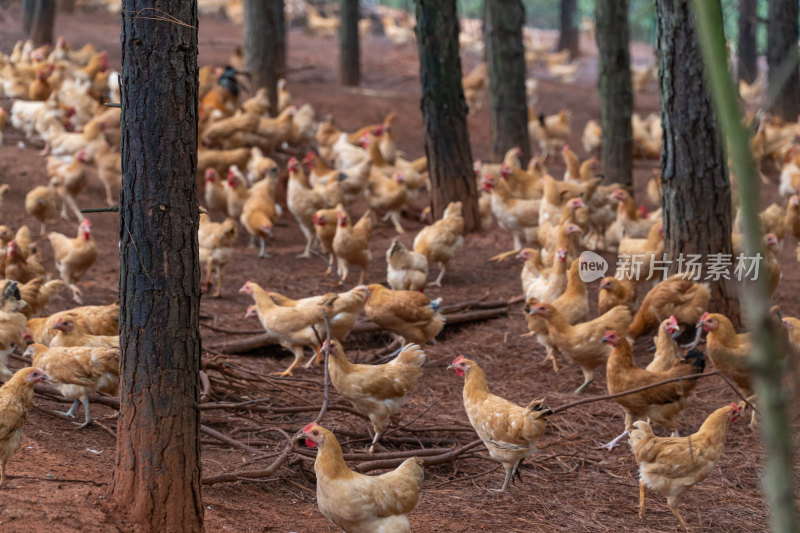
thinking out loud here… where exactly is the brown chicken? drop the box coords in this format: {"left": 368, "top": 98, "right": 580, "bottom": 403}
{"left": 300, "top": 423, "right": 424, "bottom": 533}
{"left": 602, "top": 331, "right": 705, "bottom": 449}
{"left": 24, "top": 185, "right": 59, "bottom": 235}
{"left": 647, "top": 316, "right": 681, "bottom": 372}
{"left": 530, "top": 302, "right": 633, "bottom": 393}
{"left": 0, "top": 367, "right": 49, "bottom": 485}
{"left": 287, "top": 157, "right": 330, "bottom": 258}
{"left": 0, "top": 282, "right": 29, "bottom": 381}
{"left": 386, "top": 239, "right": 428, "bottom": 291}
{"left": 25, "top": 303, "right": 119, "bottom": 346}
{"left": 481, "top": 173, "right": 540, "bottom": 254}
{"left": 49, "top": 316, "right": 119, "bottom": 348}
{"left": 628, "top": 275, "right": 711, "bottom": 339}
{"left": 239, "top": 179, "right": 279, "bottom": 260}
{"left": 198, "top": 214, "right": 238, "bottom": 297}
{"left": 313, "top": 207, "right": 339, "bottom": 275}
{"left": 449, "top": 355, "right": 552, "bottom": 491}
{"left": 365, "top": 284, "right": 445, "bottom": 346}
{"left": 629, "top": 403, "right": 741, "bottom": 531}
{"left": 25, "top": 343, "right": 119, "bottom": 428}
{"left": 0, "top": 277, "right": 63, "bottom": 318}
{"left": 326, "top": 340, "right": 425, "bottom": 452}
{"left": 333, "top": 208, "right": 373, "bottom": 285}
{"left": 47, "top": 218, "right": 98, "bottom": 303}
{"left": 4, "top": 240, "right": 46, "bottom": 284}
{"left": 366, "top": 172, "right": 407, "bottom": 234}
{"left": 47, "top": 149, "right": 89, "bottom": 221}
{"left": 598, "top": 276, "right": 637, "bottom": 315}
{"left": 412, "top": 201, "right": 464, "bottom": 287}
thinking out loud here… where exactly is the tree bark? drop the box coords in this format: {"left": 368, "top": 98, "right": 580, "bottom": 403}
{"left": 26, "top": 0, "right": 55, "bottom": 47}
{"left": 484, "top": 0, "right": 530, "bottom": 164}
{"left": 244, "top": 0, "right": 278, "bottom": 116}
{"left": 275, "top": 0, "right": 287, "bottom": 79}
{"left": 557, "top": 0, "right": 579, "bottom": 57}
{"left": 414, "top": 0, "right": 480, "bottom": 231}
{"left": 737, "top": 0, "right": 757, "bottom": 84}
{"left": 339, "top": 0, "right": 360, "bottom": 86}
{"left": 656, "top": 0, "right": 739, "bottom": 323}
{"left": 113, "top": 1, "right": 204, "bottom": 531}
{"left": 595, "top": 0, "right": 633, "bottom": 187}
{"left": 767, "top": 0, "right": 800, "bottom": 121}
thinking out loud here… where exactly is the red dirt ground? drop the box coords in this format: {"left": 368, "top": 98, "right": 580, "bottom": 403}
{"left": 0, "top": 5, "right": 797, "bottom": 532}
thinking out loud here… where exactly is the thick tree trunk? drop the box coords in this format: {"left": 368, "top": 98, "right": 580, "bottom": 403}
{"left": 484, "top": 0, "right": 530, "bottom": 164}
{"left": 275, "top": 0, "right": 286, "bottom": 79}
{"left": 244, "top": 0, "right": 278, "bottom": 116}
{"left": 737, "top": 0, "right": 757, "bottom": 84}
{"left": 339, "top": 0, "right": 360, "bottom": 86}
{"left": 26, "top": 0, "right": 55, "bottom": 47}
{"left": 415, "top": 0, "right": 479, "bottom": 231}
{"left": 595, "top": 0, "right": 633, "bottom": 187}
{"left": 767, "top": 0, "right": 800, "bottom": 121}
{"left": 113, "top": 1, "right": 204, "bottom": 531}
{"left": 656, "top": 0, "right": 739, "bottom": 323}
{"left": 557, "top": 0, "right": 579, "bottom": 57}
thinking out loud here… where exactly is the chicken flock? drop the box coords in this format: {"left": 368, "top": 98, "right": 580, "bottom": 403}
{"left": 0, "top": 21, "right": 797, "bottom": 532}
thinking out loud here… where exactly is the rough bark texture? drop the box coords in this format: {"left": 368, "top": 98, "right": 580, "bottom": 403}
{"left": 737, "top": 0, "right": 757, "bottom": 84}
{"left": 595, "top": 0, "right": 633, "bottom": 187}
{"left": 275, "top": 0, "right": 286, "bottom": 79}
{"left": 767, "top": 0, "right": 800, "bottom": 121}
{"left": 339, "top": 0, "right": 360, "bottom": 86}
{"left": 414, "top": 0, "right": 479, "bottom": 231}
{"left": 484, "top": 0, "right": 530, "bottom": 164}
{"left": 656, "top": 0, "right": 739, "bottom": 323}
{"left": 557, "top": 0, "right": 579, "bottom": 57}
{"left": 113, "top": 1, "right": 204, "bottom": 531}
{"left": 26, "top": 0, "right": 55, "bottom": 47}
{"left": 244, "top": 0, "right": 278, "bottom": 116}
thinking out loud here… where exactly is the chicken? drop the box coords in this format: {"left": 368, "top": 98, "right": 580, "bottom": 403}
{"left": 24, "top": 185, "right": 59, "bottom": 235}
{"left": 412, "top": 201, "right": 464, "bottom": 287}
{"left": 647, "top": 316, "right": 682, "bottom": 373}
{"left": 529, "top": 109, "right": 571, "bottom": 160}
{"left": 203, "top": 167, "right": 227, "bottom": 212}
{"left": 598, "top": 276, "right": 637, "bottom": 315}
{"left": 306, "top": 5, "right": 341, "bottom": 38}
{"left": 481, "top": 174, "right": 540, "bottom": 253}
{"left": 313, "top": 207, "right": 339, "bottom": 275}
{"left": 0, "top": 367, "right": 49, "bottom": 486}
{"left": 224, "top": 166, "right": 250, "bottom": 220}
{"left": 581, "top": 119, "right": 602, "bottom": 154}
{"left": 366, "top": 172, "right": 407, "bottom": 234}
{"left": 601, "top": 331, "right": 705, "bottom": 449}
{"left": 365, "top": 284, "right": 445, "bottom": 346}
{"left": 1, "top": 277, "right": 63, "bottom": 318}
{"left": 462, "top": 62, "right": 487, "bottom": 113}
{"left": 629, "top": 403, "right": 741, "bottom": 531}
{"left": 47, "top": 148, "right": 88, "bottom": 221}
{"left": 47, "top": 218, "right": 98, "bottom": 303}
{"left": 530, "top": 302, "right": 633, "bottom": 393}
{"left": 448, "top": 355, "right": 552, "bottom": 491}
{"left": 85, "top": 139, "right": 121, "bottom": 207}
{"left": 333, "top": 208, "right": 373, "bottom": 285}
{"left": 386, "top": 239, "right": 428, "bottom": 291}
{"left": 287, "top": 157, "right": 329, "bottom": 258}
{"left": 25, "top": 303, "right": 119, "bottom": 346}
{"left": 239, "top": 178, "right": 280, "bottom": 259}
{"left": 300, "top": 423, "right": 424, "bottom": 533}
{"left": 48, "top": 316, "right": 119, "bottom": 348}
{"left": 28, "top": 68, "right": 53, "bottom": 101}
{"left": 326, "top": 340, "right": 425, "bottom": 452}
{"left": 199, "top": 66, "right": 240, "bottom": 122}
{"left": 0, "top": 282, "right": 29, "bottom": 381}
{"left": 522, "top": 248, "right": 569, "bottom": 303}
{"left": 628, "top": 275, "right": 711, "bottom": 339}
{"left": 612, "top": 188, "right": 659, "bottom": 242}
{"left": 198, "top": 214, "right": 238, "bottom": 297}
{"left": 4, "top": 239, "right": 46, "bottom": 284}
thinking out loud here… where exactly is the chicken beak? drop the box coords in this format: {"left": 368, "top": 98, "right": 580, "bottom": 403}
{"left": 670, "top": 326, "right": 682, "bottom": 339}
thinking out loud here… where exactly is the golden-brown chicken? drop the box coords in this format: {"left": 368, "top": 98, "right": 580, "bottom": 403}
{"left": 629, "top": 403, "right": 741, "bottom": 531}
{"left": 300, "top": 423, "right": 424, "bottom": 533}
{"left": 628, "top": 275, "right": 711, "bottom": 339}
{"left": 48, "top": 316, "right": 119, "bottom": 348}
{"left": 647, "top": 316, "right": 681, "bottom": 372}
{"left": 24, "top": 185, "right": 58, "bottom": 235}
{"left": 481, "top": 174, "right": 539, "bottom": 253}
{"left": 313, "top": 207, "right": 339, "bottom": 274}
{"left": 529, "top": 109, "right": 571, "bottom": 160}
{"left": 366, "top": 172, "right": 407, "bottom": 234}
{"left": 365, "top": 284, "right": 445, "bottom": 346}
{"left": 695, "top": 312, "right": 754, "bottom": 409}
{"left": 412, "top": 201, "right": 464, "bottom": 287}
{"left": 449, "top": 355, "right": 551, "bottom": 491}
{"left": 4, "top": 239, "right": 46, "bottom": 284}
{"left": 386, "top": 239, "right": 428, "bottom": 291}
{"left": 326, "top": 340, "right": 425, "bottom": 452}
{"left": 0, "top": 277, "right": 63, "bottom": 318}
{"left": 598, "top": 276, "right": 637, "bottom": 315}
{"left": 530, "top": 302, "right": 633, "bottom": 393}
{"left": 47, "top": 149, "right": 89, "bottom": 221}
{"left": 47, "top": 218, "right": 98, "bottom": 303}
{"left": 25, "top": 343, "right": 119, "bottom": 428}
{"left": 86, "top": 139, "right": 121, "bottom": 207}
{"left": 0, "top": 282, "right": 29, "bottom": 381}
{"left": 0, "top": 367, "right": 49, "bottom": 485}
{"left": 522, "top": 247, "right": 569, "bottom": 303}
{"left": 25, "top": 303, "right": 119, "bottom": 347}
{"left": 333, "top": 208, "right": 373, "bottom": 285}
{"left": 462, "top": 62, "right": 487, "bottom": 113}
{"left": 581, "top": 119, "right": 603, "bottom": 154}
{"left": 239, "top": 178, "right": 279, "bottom": 260}
{"left": 287, "top": 157, "right": 330, "bottom": 258}
{"left": 203, "top": 167, "right": 227, "bottom": 212}
{"left": 28, "top": 68, "right": 53, "bottom": 101}
{"left": 223, "top": 166, "right": 250, "bottom": 220}
{"left": 198, "top": 214, "right": 238, "bottom": 298}
{"left": 601, "top": 331, "right": 705, "bottom": 449}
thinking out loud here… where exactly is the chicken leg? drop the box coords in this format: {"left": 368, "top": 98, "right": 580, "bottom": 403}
{"left": 75, "top": 396, "right": 92, "bottom": 428}
{"left": 429, "top": 263, "right": 447, "bottom": 287}
{"left": 68, "top": 284, "right": 83, "bottom": 304}
{"left": 489, "top": 464, "right": 514, "bottom": 492}
{"left": 668, "top": 501, "right": 690, "bottom": 532}
{"left": 297, "top": 224, "right": 314, "bottom": 258}
{"left": 272, "top": 347, "right": 306, "bottom": 377}
{"left": 258, "top": 237, "right": 271, "bottom": 259}
{"left": 212, "top": 265, "right": 223, "bottom": 298}
{"left": 574, "top": 367, "right": 595, "bottom": 394}
{"left": 57, "top": 399, "right": 81, "bottom": 419}
{"left": 602, "top": 430, "right": 629, "bottom": 450}
{"left": 638, "top": 482, "right": 646, "bottom": 519}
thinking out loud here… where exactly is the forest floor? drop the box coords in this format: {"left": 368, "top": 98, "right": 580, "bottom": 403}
{"left": 0, "top": 5, "right": 797, "bottom": 533}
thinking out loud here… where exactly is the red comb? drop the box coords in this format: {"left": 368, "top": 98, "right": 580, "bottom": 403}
{"left": 302, "top": 422, "right": 317, "bottom": 433}
{"left": 701, "top": 311, "right": 709, "bottom": 321}
{"left": 731, "top": 402, "right": 740, "bottom": 413}
{"left": 452, "top": 354, "right": 465, "bottom": 364}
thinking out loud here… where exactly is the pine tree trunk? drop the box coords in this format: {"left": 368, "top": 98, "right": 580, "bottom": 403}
{"left": 415, "top": 0, "right": 479, "bottom": 231}
{"left": 340, "top": 0, "right": 360, "bottom": 86}
{"left": 737, "top": 0, "right": 757, "bottom": 84}
{"left": 557, "top": 0, "right": 579, "bottom": 57}
{"left": 656, "top": 0, "right": 739, "bottom": 323}
{"left": 484, "top": 0, "right": 530, "bottom": 164}
{"left": 112, "top": 1, "right": 204, "bottom": 531}
{"left": 275, "top": 0, "right": 286, "bottom": 79}
{"left": 244, "top": 0, "right": 278, "bottom": 116}
{"left": 27, "top": 0, "right": 55, "bottom": 47}
{"left": 767, "top": 0, "right": 800, "bottom": 121}
{"left": 596, "top": 0, "right": 633, "bottom": 187}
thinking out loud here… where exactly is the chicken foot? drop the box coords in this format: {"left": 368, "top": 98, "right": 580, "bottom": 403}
{"left": 258, "top": 236, "right": 271, "bottom": 259}
{"left": 428, "top": 262, "right": 447, "bottom": 288}
{"left": 602, "top": 430, "right": 629, "bottom": 450}
{"left": 669, "top": 502, "right": 690, "bottom": 532}
{"left": 57, "top": 396, "right": 93, "bottom": 428}
{"left": 489, "top": 463, "right": 517, "bottom": 492}
{"left": 574, "top": 367, "right": 595, "bottom": 394}
{"left": 60, "top": 193, "right": 84, "bottom": 222}
{"left": 271, "top": 347, "right": 306, "bottom": 377}
{"left": 67, "top": 283, "right": 83, "bottom": 304}
{"left": 297, "top": 224, "right": 314, "bottom": 258}
{"left": 382, "top": 210, "right": 405, "bottom": 234}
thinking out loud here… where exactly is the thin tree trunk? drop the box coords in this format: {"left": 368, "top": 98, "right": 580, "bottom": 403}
{"left": 737, "top": 0, "right": 757, "bottom": 84}
{"left": 767, "top": 0, "right": 800, "bottom": 121}
{"left": 595, "top": 0, "right": 633, "bottom": 187}
{"left": 340, "top": 0, "right": 360, "bottom": 86}
{"left": 557, "top": 0, "right": 579, "bottom": 57}
{"left": 113, "top": 1, "right": 203, "bottom": 531}
{"left": 22, "top": 0, "right": 35, "bottom": 35}
{"left": 275, "top": 0, "right": 286, "bottom": 79}
{"left": 656, "top": 0, "right": 739, "bottom": 324}
{"left": 244, "top": 0, "right": 278, "bottom": 116}
{"left": 415, "top": 0, "right": 480, "bottom": 231}
{"left": 484, "top": 0, "right": 530, "bottom": 164}
{"left": 28, "top": 0, "right": 55, "bottom": 47}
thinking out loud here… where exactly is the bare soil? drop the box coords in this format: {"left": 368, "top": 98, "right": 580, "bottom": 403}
{"left": 0, "top": 5, "right": 796, "bottom": 532}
